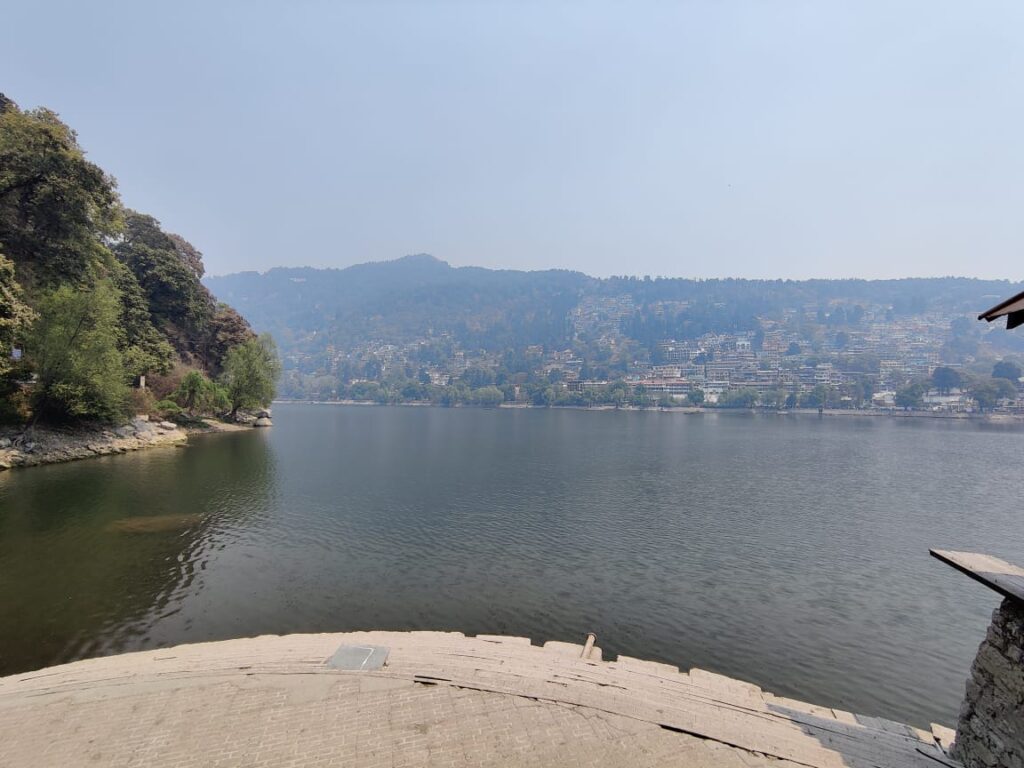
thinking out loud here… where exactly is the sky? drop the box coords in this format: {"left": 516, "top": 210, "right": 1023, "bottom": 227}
{"left": 3, "top": 1, "right": 1023, "bottom": 280}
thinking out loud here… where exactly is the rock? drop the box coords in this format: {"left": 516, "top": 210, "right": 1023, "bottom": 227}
{"left": 114, "top": 425, "right": 135, "bottom": 438}
{"left": 135, "top": 414, "right": 150, "bottom": 422}
{"left": 256, "top": 408, "right": 273, "bottom": 419}
{"left": 254, "top": 417, "right": 273, "bottom": 427}
{"left": 132, "top": 418, "right": 155, "bottom": 433}
{"left": 157, "top": 421, "right": 178, "bottom": 431}
{"left": 23, "top": 442, "right": 35, "bottom": 453}
{"left": 0, "top": 437, "right": 10, "bottom": 449}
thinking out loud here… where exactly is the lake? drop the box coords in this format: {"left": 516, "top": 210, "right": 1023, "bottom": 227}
{"left": 1, "top": 403, "right": 1022, "bottom": 727}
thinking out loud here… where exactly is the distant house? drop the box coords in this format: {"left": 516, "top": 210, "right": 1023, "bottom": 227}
{"left": 979, "top": 290, "right": 1024, "bottom": 329}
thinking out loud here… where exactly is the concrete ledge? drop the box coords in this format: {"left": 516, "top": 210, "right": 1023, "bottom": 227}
{"left": 0, "top": 631, "right": 956, "bottom": 768}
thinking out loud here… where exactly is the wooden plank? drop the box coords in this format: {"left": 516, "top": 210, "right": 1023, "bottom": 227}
{"left": 930, "top": 549, "right": 1024, "bottom": 604}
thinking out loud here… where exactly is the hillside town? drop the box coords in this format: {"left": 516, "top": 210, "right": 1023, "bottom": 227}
{"left": 277, "top": 295, "right": 1024, "bottom": 414}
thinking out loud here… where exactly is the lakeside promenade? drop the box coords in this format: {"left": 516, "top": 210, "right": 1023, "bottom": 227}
{"left": 0, "top": 631, "right": 955, "bottom": 768}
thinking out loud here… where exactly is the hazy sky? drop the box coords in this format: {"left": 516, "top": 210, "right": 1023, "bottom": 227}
{"left": 3, "top": 1, "right": 1023, "bottom": 279}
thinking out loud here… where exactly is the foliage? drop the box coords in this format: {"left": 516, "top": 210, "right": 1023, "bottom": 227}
{"left": 894, "top": 381, "right": 927, "bottom": 410}
{"left": 219, "top": 334, "right": 281, "bottom": 415}
{"left": 717, "top": 389, "right": 758, "bottom": 408}
{"left": 0, "top": 96, "right": 258, "bottom": 426}
{"left": 0, "top": 250, "right": 34, "bottom": 376}
{"left": 172, "top": 369, "right": 229, "bottom": 416}
{"left": 27, "top": 281, "right": 130, "bottom": 422}
{"left": 686, "top": 388, "right": 705, "bottom": 406}
{"left": 154, "top": 399, "right": 184, "bottom": 419}
{"left": 931, "top": 366, "right": 962, "bottom": 394}
{"left": 109, "top": 259, "right": 175, "bottom": 377}
{"left": 113, "top": 211, "right": 215, "bottom": 348}
{"left": 0, "top": 99, "right": 120, "bottom": 286}
{"left": 992, "top": 360, "right": 1022, "bottom": 382}
{"left": 969, "top": 377, "right": 1017, "bottom": 411}
{"left": 470, "top": 385, "right": 504, "bottom": 407}
{"left": 204, "top": 303, "right": 253, "bottom": 373}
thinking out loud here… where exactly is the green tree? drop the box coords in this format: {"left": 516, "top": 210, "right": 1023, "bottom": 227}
{"left": 0, "top": 250, "right": 34, "bottom": 376}
{"left": 686, "top": 388, "right": 705, "bottom": 406}
{"left": 109, "top": 259, "right": 174, "bottom": 378}
{"left": 894, "top": 381, "right": 926, "bottom": 410}
{"left": 0, "top": 99, "right": 121, "bottom": 286}
{"left": 992, "top": 360, "right": 1022, "bottom": 382}
{"left": 971, "top": 376, "right": 1017, "bottom": 411}
{"left": 173, "top": 369, "right": 229, "bottom": 417}
{"left": 718, "top": 388, "right": 758, "bottom": 408}
{"left": 204, "top": 303, "right": 253, "bottom": 373}
{"left": 219, "top": 333, "right": 281, "bottom": 417}
{"left": 801, "top": 384, "right": 832, "bottom": 409}
{"left": 28, "top": 281, "right": 129, "bottom": 422}
{"left": 114, "top": 211, "right": 214, "bottom": 340}
{"left": 931, "top": 366, "right": 962, "bottom": 394}
{"left": 472, "top": 385, "right": 504, "bottom": 407}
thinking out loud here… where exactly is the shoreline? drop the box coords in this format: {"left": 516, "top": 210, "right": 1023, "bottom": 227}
{"left": 0, "top": 417, "right": 258, "bottom": 471}
{"left": 274, "top": 398, "right": 1024, "bottom": 423}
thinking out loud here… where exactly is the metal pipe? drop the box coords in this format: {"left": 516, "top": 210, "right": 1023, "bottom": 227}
{"left": 582, "top": 632, "right": 597, "bottom": 659}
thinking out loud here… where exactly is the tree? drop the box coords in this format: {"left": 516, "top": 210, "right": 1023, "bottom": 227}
{"left": 686, "top": 388, "right": 705, "bottom": 406}
{"left": 894, "top": 381, "right": 926, "bottom": 410}
{"left": 992, "top": 360, "right": 1022, "bottom": 382}
{"left": 785, "top": 342, "right": 802, "bottom": 356}
{"left": 109, "top": 259, "right": 174, "bottom": 378}
{"left": 204, "top": 303, "right": 253, "bottom": 373}
{"left": 219, "top": 333, "right": 281, "bottom": 417}
{"left": 718, "top": 389, "right": 757, "bottom": 408}
{"left": 0, "top": 250, "right": 34, "bottom": 377}
{"left": 114, "top": 211, "right": 214, "bottom": 340}
{"left": 801, "top": 384, "right": 833, "bottom": 409}
{"left": 931, "top": 366, "right": 962, "bottom": 394}
{"left": 0, "top": 100, "right": 121, "bottom": 286}
{"left": 173, "top": 369, "right": 229, "bottom": 417}
{"left": 460, "top": 366, "right": 495, "bottom": 388}
{"left": 472, "top": 385, "right": 504, "bottom": 407}
{"left": 27, "top": 281, "right": 130, "bottom": 422}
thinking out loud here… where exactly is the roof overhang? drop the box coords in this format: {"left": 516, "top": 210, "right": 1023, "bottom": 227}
{"left": 978, "top": 289, "right": 1024, "bottom": 329}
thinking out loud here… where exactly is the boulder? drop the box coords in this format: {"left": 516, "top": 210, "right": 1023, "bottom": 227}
{"left": 254, "top": 417, "right": 273, "bottom": 427}
{"left": 157, "top": 421, "right": 178, "bottom": 431}
{"left": 0, "top": 437, "right": 10, "bottom": 449}
{"left": 255, "top": 408, "right": 273, "bottom": 419}
{"left": 114, "top": 425, "right": 136, "bottom": 438}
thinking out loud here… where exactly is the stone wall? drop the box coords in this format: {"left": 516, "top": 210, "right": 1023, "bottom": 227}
{"left": 953, "top": 598, "right": 1024, "bottom": 768}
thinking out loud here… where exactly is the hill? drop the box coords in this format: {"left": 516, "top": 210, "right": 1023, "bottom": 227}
{"left": 0, "top": 94, "right": 274, "bottom": 425}
{"left": 205, "top": 257, "right": 1024, "bottom": 405}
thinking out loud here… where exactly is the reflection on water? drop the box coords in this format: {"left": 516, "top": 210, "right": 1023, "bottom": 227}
{"left": 0, "top": 432, "right": 277, "bottom": 672}
{"left": 1, "top": 404, "right": 1022, "bottom": 729}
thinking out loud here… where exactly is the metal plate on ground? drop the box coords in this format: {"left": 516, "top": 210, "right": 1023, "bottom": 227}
{"left": 327, "top": 644, "right": 390, "bottom": 671}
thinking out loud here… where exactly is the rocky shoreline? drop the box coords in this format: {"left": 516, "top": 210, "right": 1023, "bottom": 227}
{"left": 0, "top": 410, "right": 271, "bottom": 471}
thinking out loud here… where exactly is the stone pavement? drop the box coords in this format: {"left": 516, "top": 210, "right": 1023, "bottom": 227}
{"left": 0, "top": 631, "right": 958, "bottom": 768}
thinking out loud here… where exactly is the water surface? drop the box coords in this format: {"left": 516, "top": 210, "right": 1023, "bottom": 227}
{"left": 2, "top": 404, "right": 1022, "bottom": 727}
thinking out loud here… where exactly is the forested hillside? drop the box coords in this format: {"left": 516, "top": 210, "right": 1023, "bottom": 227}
{"left": 206, "top": 255, "right": 1024, "bottom": 406}
{"left": 0, "top": 94, "right": 277, "bottom": 425}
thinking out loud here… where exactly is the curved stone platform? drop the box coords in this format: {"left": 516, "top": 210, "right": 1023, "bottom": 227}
{"left": 0, "top": 631, "right": 956, "bottom": 768}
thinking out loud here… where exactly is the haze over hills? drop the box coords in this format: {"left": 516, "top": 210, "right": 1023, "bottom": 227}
{"left": 205, "top": 255, "right": 1024, "bottom": 405}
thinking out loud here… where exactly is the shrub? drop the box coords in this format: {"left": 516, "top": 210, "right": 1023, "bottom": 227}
{"left": 154, "top": 399, "right": 184, "bottom": 419}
